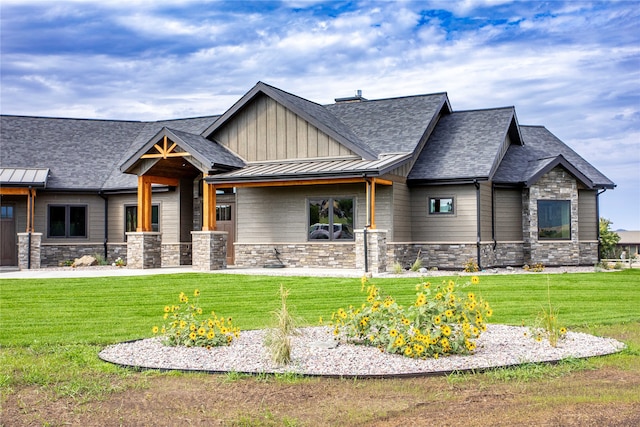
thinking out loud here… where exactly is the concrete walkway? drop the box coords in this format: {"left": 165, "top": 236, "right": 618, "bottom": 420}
{"left": 0, "top": 265, "right": 368, "bottom": 279}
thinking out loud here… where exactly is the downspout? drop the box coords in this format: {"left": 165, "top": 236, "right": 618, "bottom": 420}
{"left": 596, "top": 188, "right": 607, "bottom": 261}
{"left": 99, "top": 191, "right": 108, "bottom": 260}
{"left": 491, "top": 183, "right": 497, "bottom": 250}
{"left": 474, "top": 180, "right": 482, "bottom": 270}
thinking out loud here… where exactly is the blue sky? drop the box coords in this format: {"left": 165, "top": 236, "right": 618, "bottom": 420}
{"left": 1, "top": 0, "right": 639, "bottom": 230}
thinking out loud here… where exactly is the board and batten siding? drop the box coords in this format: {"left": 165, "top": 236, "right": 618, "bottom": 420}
{"left": 494, "top": 188, "right": 523, "bottom": 241}
{"left": 107, "top": 191, "right": 182, "bottom": 243}
{"left": 578, "top": 189, "right": 598, "bottom": 240}
{"left": 410, "top": 185, "right": 477, "bottom": 242}
{"left": 236, "top": 184, "right": 367, "bottom": 243}
{"left": 35, "top": 193, "right": 105, "bottom": 244}
{"left": 213, "top": 94, "right": 355, "bottom": 161}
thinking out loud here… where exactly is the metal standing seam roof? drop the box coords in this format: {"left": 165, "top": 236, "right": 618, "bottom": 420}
{"left": 206, "top": 153, "right": 412, "bottom": 184}
{"left": 0, "top": 167, "right": 50, "bottom": 187}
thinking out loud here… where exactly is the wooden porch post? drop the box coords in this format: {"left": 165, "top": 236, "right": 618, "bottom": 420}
{"left": 202, "top": 179, "right": 216, "bottom": 231}
{"left": 137, "top": 176, "right": 152, "bottom": 231}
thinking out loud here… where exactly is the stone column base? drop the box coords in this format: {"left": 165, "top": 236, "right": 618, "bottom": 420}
{"left": 191, "top": 231, "right": 227, "bottom": 271}
{"left": 355, "top": 229, "right": 387, "bottom": 273}
{"left": 126, "top": 232, "right": 162, "bottom": 269}
{"left": 18, "top": 232, "right": 42, "bottom": 269}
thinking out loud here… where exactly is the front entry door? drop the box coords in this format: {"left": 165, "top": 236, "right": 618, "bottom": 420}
{"left": 216, "top": 202, "right": 235, "bottom": 265}
{"left": 1, "top": 204, "right": 17, "bottom": 266}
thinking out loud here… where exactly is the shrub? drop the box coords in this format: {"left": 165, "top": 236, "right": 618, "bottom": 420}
{"left": 523, "top": 263, "right": 545, "bottom": 272}
{"left": 153, "top": 290, "right": 240, "bottom": 348}
{"left": 330, "top": 276, "right": 492, "bottom": 359}
{"left": 463, "top": 258, "right": 479, "bottom": 272}
{"left": 392, "top": 261, "right": 404, "bottom": 274}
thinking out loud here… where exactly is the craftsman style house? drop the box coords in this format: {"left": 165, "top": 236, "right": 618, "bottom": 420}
{"left": 0, "top": 82, "right": 615, "bottom": 271}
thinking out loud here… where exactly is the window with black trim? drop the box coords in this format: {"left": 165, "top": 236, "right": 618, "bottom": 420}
{"left": 125, "top": 205, "right": 159, "bottom": 237}
{"left": 429, "top": 197, "right": 454, "bottom": 214}
{"left": 48, "top": 205, "right": 87, "bottom": 238}
{"left": 308, "top": 197, "right": 354, "bottom": 241}
{"left": 538, "top": 200, "right": 571, "bottom": 239}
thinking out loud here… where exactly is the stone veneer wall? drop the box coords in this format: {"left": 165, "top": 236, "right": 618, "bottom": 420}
{"left": 388, "top": 243, "right": 477, "bottom": 270}
{"left": 18, "top": 232, "right": 42, "bottom": 269}
{"left": 355, "top": 229, "right": 387, "bottom": 273}
{"left": 126, "top": 232, "right": 162, "bottom": 269}
{"left": 234, "top": 242, "right": 356, "bottom": 269}
{"left": 40, "top": 242, "right": 110, "bottom": 267}
{"left": 523, "top": 167, "right": 580, "bottom": 266}
{"left": 191, "top": 231, "right": 227, "bottom": 270}
{"left": 579, "top": 241, "right": 599, "bottom": 265}
{"left": 161, "top": 243, "right": 192, "bottom": 267}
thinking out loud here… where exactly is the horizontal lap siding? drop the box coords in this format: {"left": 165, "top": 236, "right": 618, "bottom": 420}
{"left": 214, "top": 94, "right": 353, "bottom": 161}
{"left": 479, "top": 182, "right": 492, "bottom": 241}
{"left": 35, "top": 194, "right": 104, "bottom": 244}
{"left": 237, "top": 184, "right": 366, "bottom": 243}
{"left": 495, "top": 188, "right": 523, "bottom": 241}
{"left": 410, "top": 185, "right": 477, "bottom": 242}
{"left": 107, "top": 192, "right": 181, "bottom": 243}
{"left": 392, "top": 182, "right": 412, "bottom": 241}
{"left": 578, "top": 190, "right": 598, "bottom": 240}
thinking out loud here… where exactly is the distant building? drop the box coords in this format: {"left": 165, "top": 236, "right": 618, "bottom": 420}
{"left": 616, "top": 231, "right": 640, "bottom": 259}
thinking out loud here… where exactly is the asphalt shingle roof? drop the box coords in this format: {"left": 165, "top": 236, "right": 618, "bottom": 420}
{"left": 493, "top": 125, "right": 615, "bottom": 188}
{"left": 0, "top": 116, "right": 147, "bottom": 190}
{"left": 325, "top": 93, "right": 449, "bottom": 155}
{"left": 407, "top": 108, "right": 516, "bottom": 182}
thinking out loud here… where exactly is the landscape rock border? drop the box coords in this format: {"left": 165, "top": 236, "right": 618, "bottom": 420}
{"left": 99, "top": 324, "right": 625, "bottom": 379}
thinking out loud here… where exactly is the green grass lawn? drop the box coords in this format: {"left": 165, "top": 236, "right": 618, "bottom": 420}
{"left": 1, "top": 269, "right": 639, "bottom": 347}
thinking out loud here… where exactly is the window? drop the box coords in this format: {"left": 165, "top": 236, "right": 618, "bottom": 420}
{"left": 48, "top": 205, "right": 87, "bottom": 238}
{"left": 429, "top": 197, "right": 454, "bottom": 214}
{"left": 308, "top": 198, "right": 354, "bottom": 241}
{"left": 538, "top": 200, "right": 571, "bottom": 239}
{"left": 125, "top": 205, "right": 159, "bottom": 236}
{"left": 216, "top": 204, "right": 232, "bottom": 221}
{"left": 1, "top": 205, "right": 14, "bottom": 219}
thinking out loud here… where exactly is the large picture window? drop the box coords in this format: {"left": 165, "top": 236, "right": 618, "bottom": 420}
{"left": 125, "top": 205, "right": 159, "bottom": 237}
{"left": 538, "top": 200, "right": 571, "bottom": 239}
{"left": 48, "top": 205, "right": 87, "bottom": 238}
{"left": 308, "top": 197, "right": 354, "bottom": 241}
{"left": 429, "top": 197, "right": 454, "bottom": 214}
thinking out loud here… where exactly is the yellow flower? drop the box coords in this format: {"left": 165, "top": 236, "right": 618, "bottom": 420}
{"left": 193, "top": 289, "right": 200, "bottom": 297}
{"left": 198, "top": 327, "right": 206, "bottom": 336}
{"left": 361, "top": 275, "right": 368, "bottom": 291}
{"left": 434, "top": 315, "right": 441, "bottom": 325}
{"left": 179, "top": 320, "right": 187, "bottom": 329}
{"left": 367, "top": 295, "right": 375, "bottom": 303}
{"left": 189, "top": 332, "right": 197, "bottom": 340}
{"left": 164, "top": 306, "right": 171, "bottom": 313}
{"left": 404, "top": 346, "right": 413, "bottom": 356}
{"left": 445, "top": 310, "right": 453, "bottom": 318}
{"left": 152, "top": 326, "right": 159, "bottom": 334}
{"left": 415, "top": 293, "right": 427, "bottom": 307}
{"left": 189, "top": 324, "right": 196, "bottom": 331}
{"left": 471, "top": 276, "right": 480, "bottom": 285}
{"left": 207, "top": 330, "right": 215, "bottom": 339}
{"left": 197, "top": 308, "right": 203, "bottom": 315}
{"left": 389, "top": 329, "right": 398, "bottom": 337}
{"left": 441, "top": 325, "right": 451, "bottom": 336}
{"left": 560, "top": 327, "right": 567, "bottom": 335}
{"left": 394, "top": 336, "right": 405, "bottom": 347}
{"left": 468, "top": 292, "right": 475, "bottom": 300}
{"left": 333, "top": 328, "right": 339, "bottom": 336}
{"left": 401, "top": 318, "right": 410, "bottom": 326}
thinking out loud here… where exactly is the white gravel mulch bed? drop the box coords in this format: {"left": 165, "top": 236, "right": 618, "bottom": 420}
{"left": 99, "top": 325, "right": 625, "bottom": 378}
